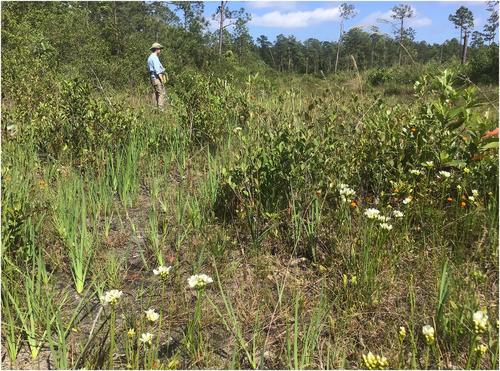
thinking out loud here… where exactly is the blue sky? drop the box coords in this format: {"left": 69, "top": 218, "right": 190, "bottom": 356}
{"left": 201, "top": 1, "right": 495, "bottom": 44}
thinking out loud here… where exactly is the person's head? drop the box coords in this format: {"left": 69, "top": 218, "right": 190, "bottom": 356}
{"left": 150, "top": 42, "right": 164, "bottom": 55}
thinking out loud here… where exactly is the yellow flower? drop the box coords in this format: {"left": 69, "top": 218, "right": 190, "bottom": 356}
{"left": 362, "top": 351, "right": 388, "bottom": 370}
{"left": 127, "top": 328, "right": 136, "bottom": 338}
{"left": 399, "top": 326, "right": 407, "bottom": 341}
{"left": 475, "top": 344, "right": 487, "bottom": 355}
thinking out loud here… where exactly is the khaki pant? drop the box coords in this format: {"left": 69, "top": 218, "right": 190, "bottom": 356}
{"left": 151, "top": 78, "right": 165, "bottom": 109}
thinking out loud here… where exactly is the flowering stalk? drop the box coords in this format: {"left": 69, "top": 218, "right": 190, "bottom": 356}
{"left": 108, "top": 308, "right": 116, "bottom": 369}
{"left": 422, "top": 325, "right": 435, "bottom": 369}
{"left": 100, "top": 290, "right": 122, "bottom": 369}
{"left": 125, "top": 328, "right": 138, "bottom": 369}
{"left": 398, "top": 326, "right": 406, "bottom": 369}
{"left": 467, "top": 310, "right": 489, "bottom": 369}
{"left": 185, "top": 274, "right": 212, "bottom": 357}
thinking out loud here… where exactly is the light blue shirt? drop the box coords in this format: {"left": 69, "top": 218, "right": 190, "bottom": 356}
{"left": 147, "top": 53, "right": 165, "bottom": 79}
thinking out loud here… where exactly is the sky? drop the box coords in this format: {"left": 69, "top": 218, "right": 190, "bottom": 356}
{"left": 201, "top": 1, "right": 495, "bottom": 44}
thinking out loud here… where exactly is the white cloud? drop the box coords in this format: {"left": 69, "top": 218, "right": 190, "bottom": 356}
{"left": 250, "top": 6, "right": 341, "bottom": 28}
{"left": 356, "top": 6, "right": 431, "bottom": 30}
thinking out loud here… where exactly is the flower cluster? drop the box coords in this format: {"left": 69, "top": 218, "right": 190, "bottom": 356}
{"left": 188, "top": 274, "right": 213, "bottom": 289}
{"left": 362, "top": 351, "right": 389, "bottom": 370}
{"left": 145, "top": 308, "right": 160, "bottom": 323}
{"left": 379, "top": 222, "right": 393, "bottom": 231}
{"left": 475, "top": 343, "right": 488, "bottom": 355}
{"left": 473, "top": 310, "right": 488, "bottom": 334}
{"left": 342, "top": 273, "right": 357, "bottom": 288}
{"left": 399, "top": 326, "right": 407, "bottom": 342}
{"left": 100, "top": 290, "right": 123, "bottom": 307}
{"left": 338, "top": 183, "right": 356, "bottom": 203}
{"left": 410, "top": 169, "right": 423, "bottom": 176}
{"left": 438, "top": 170, "right": 451, "bottom": 179}
{"left": 392, "top": 210, "right": 404, "bottom": 218}
{"left": 153, "top": 265, "right": 172, "bottom": 280}
{"left": 140, "top": 332, "right": 153, "bottom": 347}
{"left": 377, "top": 215, "right": 392, "bottom": 223}
{"left": 422, "top": 325, "right": 435, "bottom": 345}
{"left": 364, "top": 208, "right": 381, "bottom": 219}
{"left": 468, "top": 189, "right": 479, "bottom": 203}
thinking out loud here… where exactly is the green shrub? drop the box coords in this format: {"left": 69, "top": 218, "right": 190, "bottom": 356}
{"left": 5, "top": 78, "right": 140, "bottom": 165}
{"left": 174, "top": 70, "right": 249, "bottom": 147}
{"left": 467, "top": 46, "right": 499, "bottom": 84}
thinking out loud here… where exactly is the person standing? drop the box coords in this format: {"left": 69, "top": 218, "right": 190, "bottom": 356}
{"left": 147, "top": 42, "right": 166, "bottom": 110}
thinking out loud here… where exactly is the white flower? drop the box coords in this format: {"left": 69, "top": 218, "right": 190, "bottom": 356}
{"left": 338, "top": 184, "right": 356, "bottom": 203}
{"left": 100, "top": 290, "right": 123, "bottom": 306}
{"left": 140, "top": 332, "right": 153, "bottom": 346}
{"left": 422, "top": 325, "right": 435, "bottom": 344}
{"left": 410, "top": 169, "right": 423, "bottom": 175}
{"left": 153, "top": 265, "right": 172, "bottom": 278}
{"left": 364, "top": 208, "right": 381, "bottom": 219}
{"left": 438, "top": 170, "right": 451, "bottom": 178}
{"left": 472, "top": 189, "right": 479, "bottom": 197}
{"left": 463, "top": 167, "right": 471, "bottom": 174}
{"left": 422, "top": 325, "right": 434, "bottom": 337}
{"left": 423, "top": 161, "right": 434, "bottom": 168}
{"left": 188, "top": 274, "right": 213, "bottom": 289}
{"left": 145, "top": 308, "right": 160, "bottom": 323}
{"left": 468, "top": 196, "right": 475, "bottom": 202}
{"left": 392, "top": 210, "right": 404, "bottom": 218}
{"left": 473, "top": 310, "right": 488, "bottom": 334}
{"left": 402, "top": 197, "right": 412, "bottom": 205}
{"left": 376, "top": 215, "right": 392, "bottom": 222}
{"left": 457, "top": 185, "right": 462, "bottom": 191}
{"left": 379, "top": 223, "right": 393, "bottom": 231}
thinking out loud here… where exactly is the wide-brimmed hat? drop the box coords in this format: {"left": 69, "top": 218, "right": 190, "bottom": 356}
{"left": 150, "top": 42, "right": 164, "bottom": 51}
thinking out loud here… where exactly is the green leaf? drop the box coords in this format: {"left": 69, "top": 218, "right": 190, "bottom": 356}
{"left": 481, "top": 141, "right": 499, "bottom": 151}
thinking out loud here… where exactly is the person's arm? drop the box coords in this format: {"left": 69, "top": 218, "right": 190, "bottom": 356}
{"left": 153, "top": 56, "right": 165, "bottom": 77}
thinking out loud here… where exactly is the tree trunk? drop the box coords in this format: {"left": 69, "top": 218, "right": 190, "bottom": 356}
{"left": 398, "top": 18, "right": 403, "bottom": 66}
{"left": 370, "top": 42, "right": 375, "bottom": 68}
{"left": 459, "top": 27, "right": 463, "bottom": 59}
{"left": 268, "top": 48, "right": 276, "bottom": 69}
{"left": 288, "top": 47, "right": 291, "bottom": 71}
{"left": 334, "top": 21, "right": 343, "bottom": 74}
{"left": 218, "top": 1, "right": 225, "bottom": 55}
{"left": 461, "top": 31, "right": 468, "bottom": 65}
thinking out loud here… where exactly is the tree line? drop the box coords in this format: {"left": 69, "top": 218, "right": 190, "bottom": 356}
{"left": 1, "top": 0, "right": 498, "bottom": 97}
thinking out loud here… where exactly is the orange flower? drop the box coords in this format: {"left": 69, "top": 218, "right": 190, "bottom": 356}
{"left": 350, "top": 200, "right": 358, "bottom": 208}
{"left": 460, "top": 201, "right": 467, "bottom": 208}
{"left": 411, "top": 128, "right": 417, "bottom": 133}
{"left": 461, "top": 195, "right": 466, "bottom": 201}
{"left": 394, "top": 188, "right": 400, "bottom": 193}
{"left": 447, "top": 197, "right": 453, "bottom": 203}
